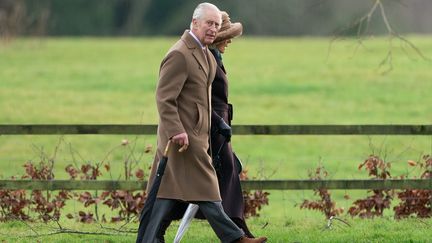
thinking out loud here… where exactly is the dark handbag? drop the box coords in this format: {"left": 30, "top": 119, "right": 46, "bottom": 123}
{"left": 212, "top": 139, "right": 243, "bottom": 177}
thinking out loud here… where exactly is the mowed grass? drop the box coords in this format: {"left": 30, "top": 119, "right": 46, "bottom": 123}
{"left": 1, "top": 37, "right": 432, "bottom": 177}
{"left": 1, "top": 36, "right": 432, "bottom": 242}
{"left": 2, "top": 216, "right": 432, "bottom": 242}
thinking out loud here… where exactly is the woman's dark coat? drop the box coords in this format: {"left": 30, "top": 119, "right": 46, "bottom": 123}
{"left": 209, "top": 48, "right": 244, "bottom": 218}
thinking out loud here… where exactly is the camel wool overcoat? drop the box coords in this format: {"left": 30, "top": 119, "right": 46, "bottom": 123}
{"left": 147, "top": 30, "right": 221, "bottom": 202}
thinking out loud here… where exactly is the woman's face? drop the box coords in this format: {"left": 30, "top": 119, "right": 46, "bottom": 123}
{"left": 216, "top": 39, "right": 232, "bottom": 54}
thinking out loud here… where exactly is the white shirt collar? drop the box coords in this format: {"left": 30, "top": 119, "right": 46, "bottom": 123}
{"left": 188, "top": 30, "right": 205, "bottom": 49}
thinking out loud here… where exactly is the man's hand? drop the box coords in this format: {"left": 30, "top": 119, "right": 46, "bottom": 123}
{"left": 171, "top": 132, "right": 189, "bottom": 152}
{"left": 217, "top": 118, "right": 232, "bottom": 142}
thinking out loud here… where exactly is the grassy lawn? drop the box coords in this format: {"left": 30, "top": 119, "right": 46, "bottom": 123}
{"left": 1, "top": 36, "right": 432, "bottom": 241}
{"left": 2, "top": 217, "right": 432, "bottom": 242}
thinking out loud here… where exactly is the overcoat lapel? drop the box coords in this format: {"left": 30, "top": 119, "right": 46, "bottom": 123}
{"left": 181, "top": 31, "right": 209, "bottom": 78}
{"left": 192, "top": 48, "right": 209, "bottom": 77}
{"left": 206, "top": 47, "right": 216, "bottom": 87}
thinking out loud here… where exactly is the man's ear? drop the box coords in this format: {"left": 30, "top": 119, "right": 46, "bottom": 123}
{"left": 191, "top": 19, "right": 198, "bottom": 29}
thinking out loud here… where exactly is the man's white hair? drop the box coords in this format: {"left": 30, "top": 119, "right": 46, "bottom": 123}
{"left": 190, "top": 2, "right": 220, "bottom": 29}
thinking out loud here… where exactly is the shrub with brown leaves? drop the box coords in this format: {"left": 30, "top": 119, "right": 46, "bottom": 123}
{"left": 0, "top": 188, "right": 30, "bottom": 221}
{"left": 30, "top": 189, "right": 71, "bottom": 222}
{"left": 243, "top": 190, "right": 270, "bottom": 218}
{"left": 100, "top": 190, "right": 146, "bottom": 222}
{"left": 394, "top": 155, "right": 432, "bottom": 219}
{"left": 240, "top": 168, "right": 270, "bottom": 218}
{"left": 299, "top": 165, "right": 343, "bottom": 219}
{"left": 348, "top": 155, "right": 393, "bottom": 218}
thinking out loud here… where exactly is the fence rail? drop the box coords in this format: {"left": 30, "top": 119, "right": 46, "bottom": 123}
{"left": 1, "top": 124, "right": 432, "bottom": 135}
{"left": 1, "top": 124, "right": 432, "bottom": 191}
{"left": 1, "top": 179, "right": 432, "bottom": 191}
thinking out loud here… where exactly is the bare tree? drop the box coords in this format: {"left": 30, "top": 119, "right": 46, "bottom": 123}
{"left": 121, "top": 0, "right": 151, "bottom": 35}
{"left": 0, "top": 0, "right": 50, "bottom": 42}
{"left": 0, "top": 0, "right": 25, "bottom": 41}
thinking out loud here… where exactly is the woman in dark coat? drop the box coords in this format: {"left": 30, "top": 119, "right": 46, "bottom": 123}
{"left": 156, "top": 11, "right": 255, "bottom": 241}
{"left": 208, "top": 11, "right": 254, "bottom": 238}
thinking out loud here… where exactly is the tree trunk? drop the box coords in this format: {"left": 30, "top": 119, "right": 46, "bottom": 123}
{"left": 122, "top": 0, "right": 151, "bottom": 35}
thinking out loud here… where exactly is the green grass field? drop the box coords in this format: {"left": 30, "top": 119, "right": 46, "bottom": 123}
{"left": 1, "top": 36, "right": 432, "bottom": 242}
{"left": 2, "top": 217, "right": 432, "bottom": 242}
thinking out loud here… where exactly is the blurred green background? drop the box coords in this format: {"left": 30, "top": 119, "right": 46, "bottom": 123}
{"left": 1, "top": 1, "right": 432, "bottom": 242}
{"left": 2, "top": 0, "right": 432, "bottom": 37}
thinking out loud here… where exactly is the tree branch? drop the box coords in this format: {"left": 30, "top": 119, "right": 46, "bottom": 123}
{"left": 14, "top": 219, "right": 137, "bottom": 238}
{"left": 328, "top": 0, "right": 430, "bottom": 73}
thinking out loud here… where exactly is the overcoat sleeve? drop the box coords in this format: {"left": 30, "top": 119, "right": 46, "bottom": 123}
{"left": 156, "top": 50, "right": 188, "bottom": 139}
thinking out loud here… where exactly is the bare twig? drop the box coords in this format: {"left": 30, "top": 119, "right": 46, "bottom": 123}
{"left": 23, "top": 229, "right": 120, "bottom": 237}
{"left": 328, "top": 0, "right": 430, "bottom": 73}
{"left": 327, "top": 0, "right": 379, "bottom": 61}
{"left": 415, "top": 218, "right": 429, "bottom": 226}
{"left": 19, "top": 219, "right": 41, "bottom": 236}
{"left": 12, "top": 219, "right": 137, "bottom": 238}
{"left": 98, "top": 222, "right": 137, "bottom": 234}
{"left": 100, "top": 144, "right": 122, "bottom": 165}
{"left": 48, "top": 136, "right": 65, "bottom": 179}
{"left": 118, "top": 215, "right": 137, "bottom": 231}
{"left": 68, "top": 142, "right": 87, "bottom": 167}
{"left": 323, "top": 216, "right": 351, "bottom": 231}
{"left": 55, "top": 220, "right": 63, "bottom": 230}
{"left": 256, "top": 158, "right": 278, "bottom": 180}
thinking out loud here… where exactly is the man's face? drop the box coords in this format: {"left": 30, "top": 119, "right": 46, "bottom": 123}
{"left": 192, "top": 9, "right": 221, "bottom": 46}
